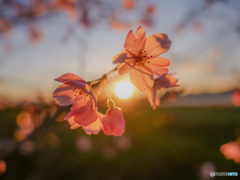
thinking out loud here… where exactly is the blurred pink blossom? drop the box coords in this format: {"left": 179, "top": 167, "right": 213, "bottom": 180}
{"left": 123, "top": 0, "right": 135, "bottom": 10}
{"left": 0, "top": 160, "right": 7, "bottom": 175}
{"left": 140, "top": 5, "right": 156, "bottom": 27}
{"left": 231, "top": 90, "right": 240, "bottom": 106}
{"left": 75, "top": 136, "right": 92, "bottom": 152}
{"left": 220, "top": 141, "right": 240, "bottom": 163}
{"left": 115, "top": 134, "right": 131, "bottom": 151}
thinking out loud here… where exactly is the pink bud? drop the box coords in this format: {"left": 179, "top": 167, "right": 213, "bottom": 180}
{"left": 101, "top": 108, "right": 125, "bottom": 136}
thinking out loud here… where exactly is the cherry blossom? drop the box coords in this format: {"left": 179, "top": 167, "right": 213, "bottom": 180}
{"left": 113, "top": 26, "right": 171, "bottom": 91}
{"left": 52, "top": 27, "right": 177, "bottom": 137}
{"left": 53, "top": 73, "right": 98, "bottom": 127}
{"left": 0, "top": 160, "right": 7, "bottom": 175}
{"left": 147, "top": 75, "right": 179, "bottom": 109}
{"left": 220, "top": 142, "right": 240, "bottom": 163}
{"left": 123, "top": 0, "right": 135, "bottom": 10}
{"left": 101, "top": 107, "right": 125, "bottom": 136}
{"left": 231, "top": 90, "right": 240, "bottom": 106}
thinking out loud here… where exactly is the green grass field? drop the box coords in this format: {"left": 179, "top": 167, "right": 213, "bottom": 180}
{"left": 1, "top": 106, "right": 240, "bottom": 180}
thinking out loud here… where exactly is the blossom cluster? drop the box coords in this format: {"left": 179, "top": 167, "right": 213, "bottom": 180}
{"left": 53, "top": 26, "right": 178, "bottom": 136}
{"left": 53, "top": 73, "right": 125, "bottom": 136}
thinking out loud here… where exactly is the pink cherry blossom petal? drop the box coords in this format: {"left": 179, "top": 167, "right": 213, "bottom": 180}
{"left": 156, "top": 96, "right": 160, "bottom": 107}
{"left": 71, "top": 93, "right": 91, "bottom": 110}
{"left": 71, "top": 80, "right": 88, "bottom": 90}
{"left": 65, "top": 104, "right": 98, "bottom": 126}
{"left": 65, "top": 105, "right": 86, "bottom": 120}
{"left": 52, "top": 84, "right": 76, "bottom": 106}
{"left": 144, "top": 33, "right": 171, "bottom": 58}
{"left": 144, "top": 66, "right": 168, "bottom": 77}
{"left": 70, "top": 123, "right": 82, "bottom": 129}
{"left": 135, "top": 26, "right": 146, "bottom": 52}
{"left": 75, "top": 107, "right": 98, "bottom": 126}
{"left": 123, "top": 30, "right": 136, "bottom": 56}
{"left": 55, "top": 73, "right": 83, "bottom": 84}
{"left": 149, "top": 57, "right": 170, "bottom": 67}
{"left": 129, "top": 66, "right": 154, "bottom": 91}
{"left": 67, "top": 116, "right": 75, "bottom": 125}
{"left": 116, "top": 57, "right": 135, "bottom": 75}
{"left": 101, "top": 117, "right": 112, "bottom": 136}
{"left": 144, "top": 57, "right": 170, "bottom": 76}
{"left": 117, "top": 63, "right": 132, "bottom": 76}
{"left": 112, "top": 50, "right": 129, "bottom": 64}
{"left": 147, "top": 88, "right": 161, "bottom": 110}
{"left": 67, "top": 117, "right": 82, "bottom": 129}
{"left": 147, "top": 88, "right": 156, "bottom": 110}
{"left": 124, "top": 28, "right": 146, "bottom": 56}
{"left": 154, "top": 74, "right": 179, "bottom": 88}
{"left": 83, "top": 115, "right": 102, "bottom": 135}
{"left": 147, "top": 88, "right": 155, "bottom": 109}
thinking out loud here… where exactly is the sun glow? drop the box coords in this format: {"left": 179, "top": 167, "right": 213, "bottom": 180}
{"left": 115, "top": 81, "right": 133, "bottom": 99}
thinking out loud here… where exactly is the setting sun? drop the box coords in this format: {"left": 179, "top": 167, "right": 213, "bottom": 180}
{"left": 115, "top": 81, "right": 133, "bottom": 99}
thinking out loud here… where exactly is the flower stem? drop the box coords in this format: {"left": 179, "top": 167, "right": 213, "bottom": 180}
{"left": 90, "top": 67, "right": 117, "bottom": 86}
{"left": 104, "top": 78, "right": 115, "bottom": 109}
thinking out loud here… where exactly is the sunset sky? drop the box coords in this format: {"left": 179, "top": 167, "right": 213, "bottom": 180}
{"left": 0, "top": 0, "right": 240, "bottom": 102}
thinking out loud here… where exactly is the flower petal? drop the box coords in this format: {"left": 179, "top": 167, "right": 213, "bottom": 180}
{"left": 71, "top": 93, "right": 91, "bottom": 110}
{"left": 124, "top": 28, "right": 146, "bottom": 56}
{"left": 147, "top": 87, "right": 161, "bottom": 110}
{"left": 75, "top": 107, "right": 98, "bottom": 126}
{"left": 144, "top": 57, "right": 170, "bottom": 77}
{"left": 112, "top": 50, "right": 129, "bottom": 64}
{"left": 144, "top": 33, "right": 171, "bottom": 57}
{"left": 124, "top": 30, "right": 136, "bottom": 55}
{"left": 66, "top": 105, "right": 98, "bottom": 126}
{"left": 67, "top": 117, "right": 82, "bottom": 129}
{"left": 129, "top": 66, "right": 154, "bottom": 91}
{"left": 55, "top": 73, "right": 83, "bottom": 84}
{"left": 156, "top": 96, "right": 160, "bottom": 107}
{"left": 64, "top": 105, "right": 87, "bottom": 120}
{"left": 83, "top": 113, "right": 102, "bottom": 135}
{"left": 71, "top": 80, "right": 87, "bottom": 89}
{"left": 101, "top": 116, "right": 111, "bottom": 136}
{"left": 149, "top": 57, "right": 170, "bottom": 67}
{"left": 117, "top": 63, "right": 131, "bottom": 76}
{"left": 117, "top": 58, "right": 135, "bottom": 76}
{"left": 135, "top": 26, "right": 146, "bottom": 52}
{"left": 52, "top": 84, "right": 76, "bottom": 106}
{"left": 154, "top": 75, "right": 179, "bottom": 88}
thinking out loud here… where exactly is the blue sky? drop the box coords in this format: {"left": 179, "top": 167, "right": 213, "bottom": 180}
{"left": 0, "top": 0, "right": 240, "bottom": 102}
